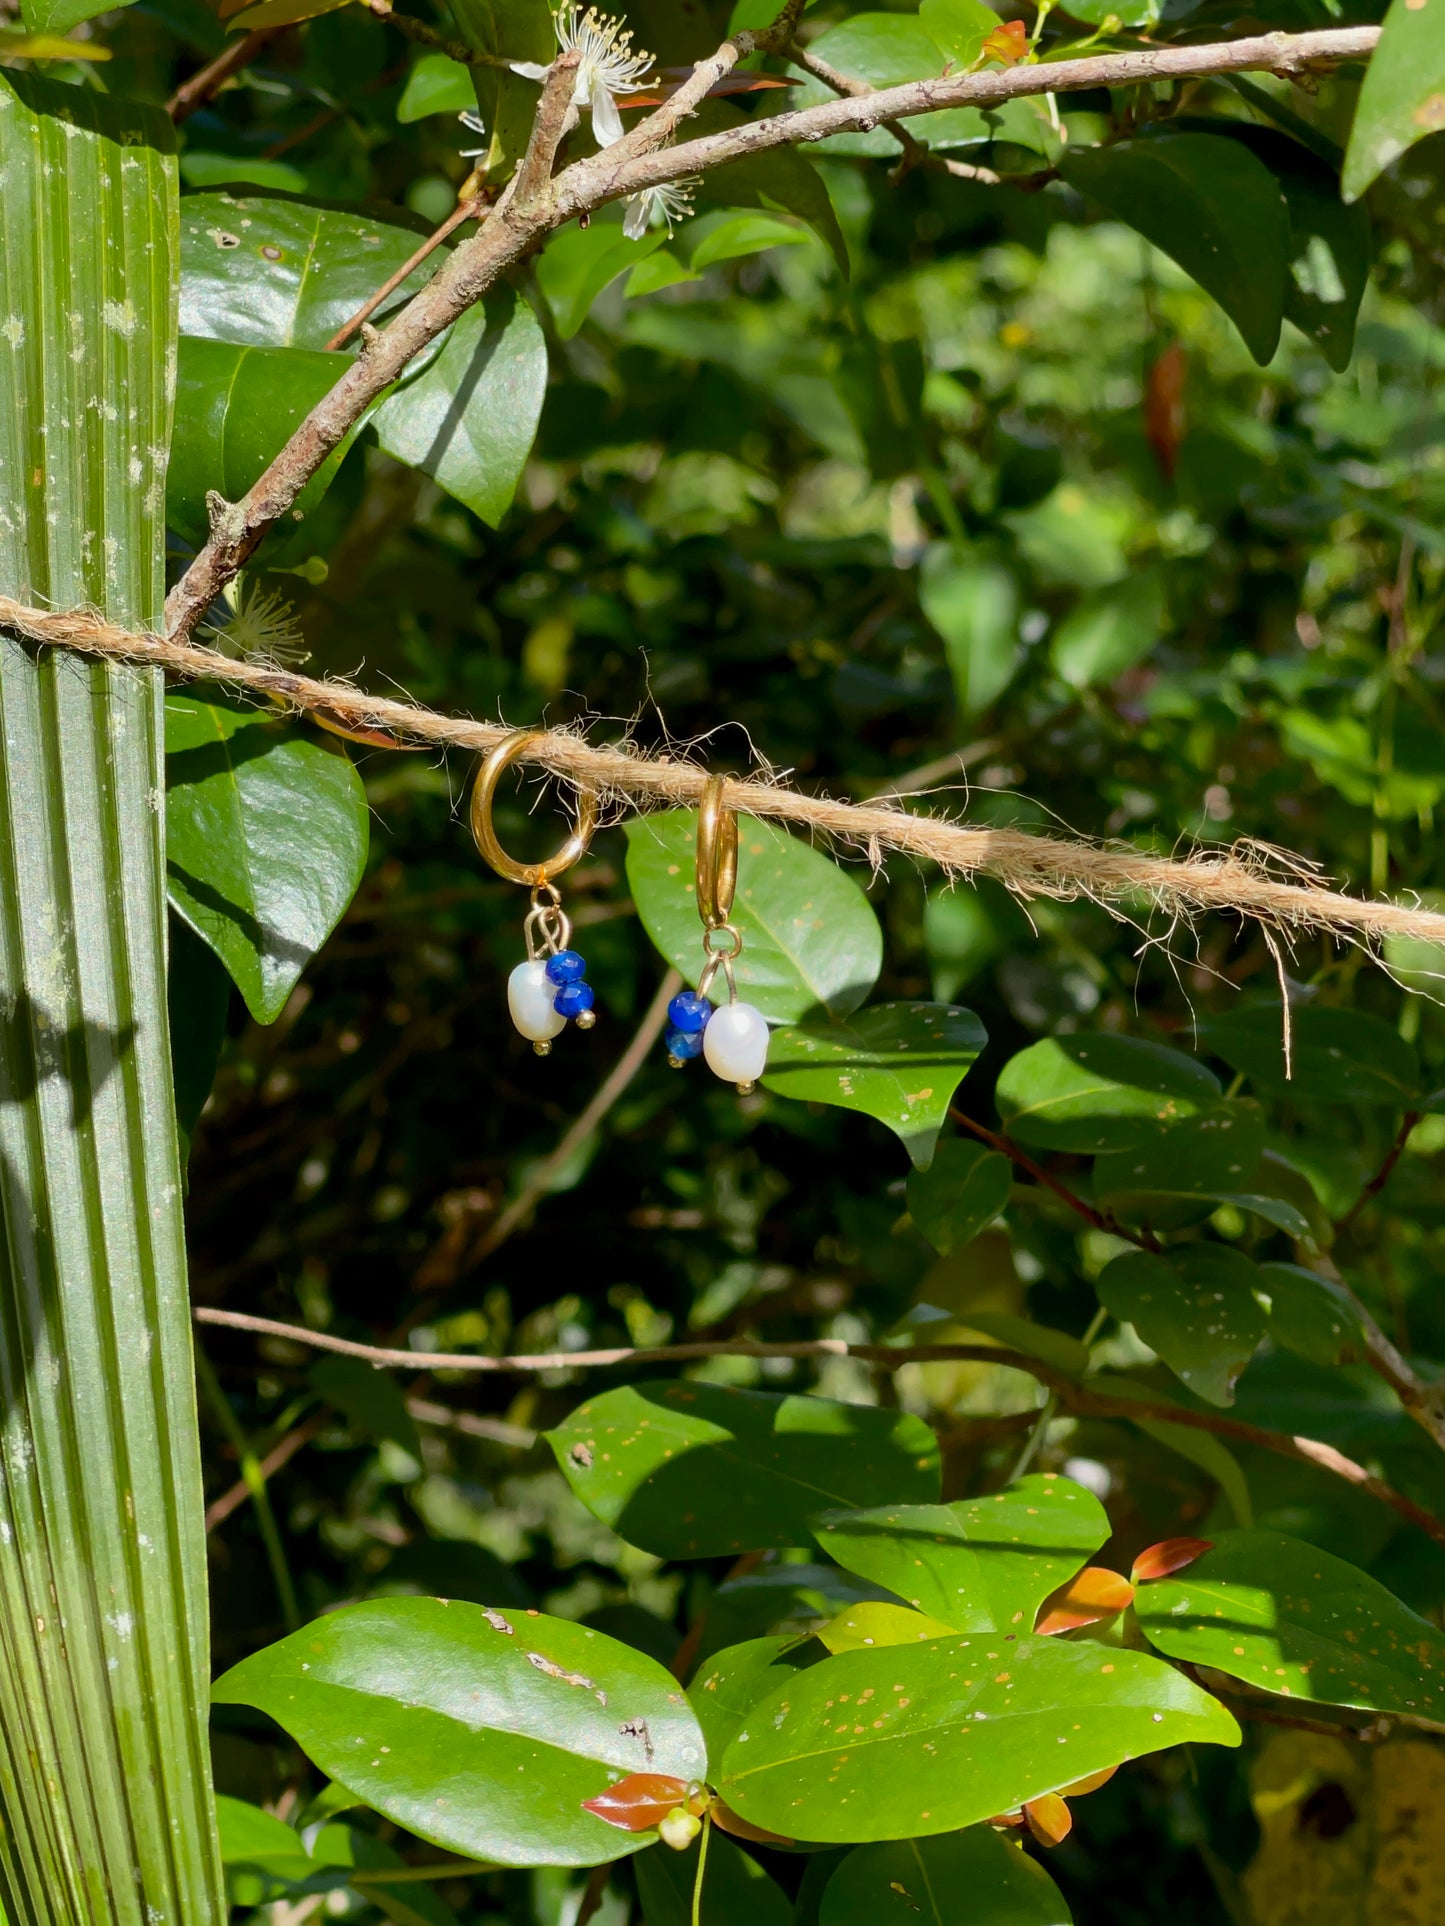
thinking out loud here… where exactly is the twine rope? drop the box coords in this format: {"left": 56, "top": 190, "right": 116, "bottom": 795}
{"left": 6, "top": 594, "right": 1445, "bottom": 953}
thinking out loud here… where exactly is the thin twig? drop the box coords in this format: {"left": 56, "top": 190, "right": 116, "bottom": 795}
{"left": 324, "top": 196, "right": 484, "bottom": 352}
{"left": 190, "top": 1309, "right": 1445, "bottom": 1546}
{"left": 513, "top": 50, "right": 584, "bottom": 205}
{"left": 166, "top": 26, "right": 282, "bottom": 123}
{"left": 1337, "top": 1110, "right": 1420, "bottom": 1233}
{"left": 204, "top": 1410, "right": 325, "bottom": 1532}
{"left": 786, "top": 38, "right": 999, "bottom": 187}
{"left": 358, "top": 0, "right": 512, "bottom": 67}
{"left": 950, "top": 1109, "right": 1163, "bottom": 1252}
{"left": 158, "top": 25, "right": 1380, "bottom": 638}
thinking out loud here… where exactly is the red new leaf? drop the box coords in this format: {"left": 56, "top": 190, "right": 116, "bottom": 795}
{"left": 1024, "top": 1793, "right": 1073, "bottom": 1846}
{"left": 581, "top": 1773, "right": 691, "bottom": 1833}
{"left": 1131, "top": 1538, "right": 1213, "bottom": 1585}
{"left": 981, "top": 20, "right": 1028, "bottom": 64}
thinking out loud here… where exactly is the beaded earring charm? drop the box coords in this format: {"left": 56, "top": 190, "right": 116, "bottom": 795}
{"left": 664, "top": 776, "right": 769, "bottom": 1093}
{"left": 471, "top": 731, "right": 600, "bottom": 1055}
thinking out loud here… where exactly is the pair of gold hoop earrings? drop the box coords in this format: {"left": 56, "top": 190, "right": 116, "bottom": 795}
{"left": 469, "top": 735, "right": 769, "bottom": 1092}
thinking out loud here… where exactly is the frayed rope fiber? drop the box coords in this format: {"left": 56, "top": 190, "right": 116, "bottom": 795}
{"left": 6, "top": 594, "right": 1445, "bottom": 953}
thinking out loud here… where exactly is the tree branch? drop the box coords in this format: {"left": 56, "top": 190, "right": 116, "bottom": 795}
{"left": 950, "top": 1108, "right": 1162, "bottom": 1252}
{"left": 323, "top": 194, "right": 486, "bottom": 353}
{"left": 166, "top": 26, "right": 282, "bottom": 123}
{"left": 191, "top": 1308, "right": 1445, "bottom": 1547}
{"left": 163, "top": 25, "right": 1381, "bottom": 637}
{"left": 358, "top": 0, "right": 512, "bottom": 68}
{"left": 1338, "top": 1110, "right": 1420, "bottom": 1233}
{"left": 786, "top": 37, "right": 999, "bottom": 187}
{"left": 512, "top": 49, "right": 583, "bottom": 207}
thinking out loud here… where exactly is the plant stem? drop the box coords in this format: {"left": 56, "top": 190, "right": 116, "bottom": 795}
{"left": 692, "top": 1814, "right": 712, "bottom": 1926}
{"left": 195, "top": 1345, "right": 301, "bottom": 1629}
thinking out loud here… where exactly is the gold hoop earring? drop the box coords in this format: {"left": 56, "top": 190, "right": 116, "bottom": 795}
{"left": 471, "top": 732, "right": 600, "bottom": 1055}
{"left": 662, "top": 776, "right": 769, "bottom": 1094}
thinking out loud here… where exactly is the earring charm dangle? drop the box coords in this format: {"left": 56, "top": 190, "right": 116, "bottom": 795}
{"left": 664, "top": 776, "right": 769, "bottom": 1093}
{"left": 471, "top": 731, "right": 601, "bottom": 1055}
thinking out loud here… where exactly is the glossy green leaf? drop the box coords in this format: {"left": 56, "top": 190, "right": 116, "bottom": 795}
{"left": 717, "top": 1634, "right": 1239, "bottom": 1840}
{"left": 1049, "top": 572, "right": 1166, "bottom": 690}
{"left": 635, "top": 1827, "right": 793, "bottom": 1926}
{"left": 1091, "top": 1103, "right": 1310, "bottom": 1236}
{"left": 764, "top": 1003, "right": 988, "bottom": 1170}
{"left": 919, "top": 0, "right": 1000, "bottom": 62}
{"left": 0, "top": 22, "right": 111, "bottom": 53}
{"left": 819, "top": 1601, "right": 963, "bottom": 1653}
{"left": 373, "top": 288, "right": 547, "bottom": 527}
{"left": 919, "top": 549, "right": 1020, "bottom": 717}
{"left": 688, "top": 213, "right": 809, "bottom": 270}
{"left": 228, "top": 0, "right": 352, "bottom": 26}
{"left": 218, "top": 1795, "right": 314, "bottom": 1905}
{"left": 1095, "top": 1246, "right": 1266, "bottom": 1407}
{"left": 19, "top": 0, "right": 134, "bottom": 32}
{"left": 1343, "top": 0, "right": 1445, "bottom": 201}
{"left": 213, "top": 1598, "right": 707, "bottom": 1867}
{"left": 995, "top": 1035, "right": 1221, "bottom": 1154}
{"left": 626, "top": 250, "right": 698, "bottom": 297}
{"left": 167, "top": 336, "right": 360, "bottom": 547}
{"left": 696, "top": 125, "right": 849, "bottom": 278}
{"left": 397, "top": 51, "right": 476, "bottom": 122}
{"left": 449, "top": 0, "right": 553, "bottom": 176}
{"left": 821, "top": 1827, "right": 1073, "bottom": 1926}
{"left": 536, "top": 217, "right": 668, "bottom": 339}
{"left": 1257, "top": 1262, "right": 1367, "bottom": 1367}
{"left": 0, "top": 68, "right": 226, "bottom": 1926}
{"left": 1134, "top": 1530, "right": 1445, "bottom": 1722}
{"left": 689, "top": 1637, "right": 821, "bottom": 1768}
{"left": 1197, "top": 1004, "right": 1421, "bottom": 1104}
{"left": 169, "top": 914, "right": 230, "bottom": 1164}
{"left": 907, "top": 1139, "right": 1012, "bottom": 1253}
{"left": 696, "top": 1566, "right": 896, "bottom": 1669}
{"left": 814, "top": 1477, "right": 1110, "bottom": 1635}
{"left": 1060, "top": 133, "right": 1290, "bottom": 365}
{"left": 548, "top": 1381, "right": 941, "bottom": 1559}
{"left": 625, "top": 811, "right": 883, "bottom": 1023}
{"left": 1047, "top": 0, "right": 1155, "bottom": 22}
{"left": 312, "top": 1356, "right": 422, "bottom": 1457}
{"left": 165, "top": 694, "right": 369, "bottom": 1023}
{"left": 179, "top": 191, "right": 433, "bottom": 348}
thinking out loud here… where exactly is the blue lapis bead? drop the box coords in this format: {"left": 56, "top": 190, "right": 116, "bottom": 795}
{"left": 554, "top": 980, "right": 595, "bottom": 1019}
{"left": 545, "top": 949, "right": 587, "bottom": 987}
{"left": 665, "top": 1026, "right": 705, "bottom": 1062}
{"left": 667, "top": 990, "right": 712, "bottom": 1034}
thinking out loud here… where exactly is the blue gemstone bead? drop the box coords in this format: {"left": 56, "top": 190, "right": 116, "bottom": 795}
{"left": 545, "top": 949, "right": 587, "bottom": 986}
{"left": 665, "top": 1026, "right": 704, "bottom": 1060}
{"left": 554, "top": 980, "right": 595, "bottom": 1019}
{"left": 667, "top": 991, "right": 711, "bottom": 1034}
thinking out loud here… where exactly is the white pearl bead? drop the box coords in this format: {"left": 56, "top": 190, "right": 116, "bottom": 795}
{"left": 507, "top": 959, "right": 566, "bottom": 1042}
{"left": 703, "top": 1001, "right": 769, "bottom": 1086}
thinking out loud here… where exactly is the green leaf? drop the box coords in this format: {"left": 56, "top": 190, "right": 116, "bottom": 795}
{"left": 226, "top": 0, "right": 350, "bottom": 27}
{"left": 814, "top": 1476, "right": 1110, "bottom": 1635}
{"left": 1091, "top": 1103, "right": 1312, "bottom": 1236}
{"left": 1256, "top": 1262, "right": 1367, "bottom": 1367}
{"left": 536, "top": 217, "right": 668, "bottom": 339}
{"left": 311, "top": 1357, "right": 422, "bottom": 1457}
{"left": 696, "top": 127, "right": 849, "bottom": 278}
{"left": 1134, "top": 1530, "right": 1445, "bottom": 1722}
{"left": 689, "top": 1637, "right": 821, "bottom": 1769}
{"left": 449, "top": 0, "right": 553, "bottom": 176}
{"left": 995, "top": 1035, "right": 1222, "bottom": 1154}
{"left": 1197, "top": 1004, "right": 1421, "bottom": 1105}
{"left": 1049, "top": 572, "right": 1167, "bottom": 690}
{"left": 373, "top": 288, "right": 547, "bottom": 527}
{"left": 167, "top": 336, "right": 362, "bottom": 547}
{"left": 0, "top": 23, "right": 112, "bottom": 54}
{"left": 907, "top": 1139, "right": 1012, "bottom": 1253}
{"left": 179, "top": 191, "right": 434, "bottom": 348}
{"left": 919, "top": 549, "right": 1021, "bottom": 717}
{"left": 309, "top": 1823, "right": 462, "bottom": 1926}
{"left": 818, "top": 1601, "right": 961, "bottom": 1653}
{"left": 624, "top": 811, "right": 884, "bottom": 1023}
{"left": 717, "top": 1635, "right": 1239, "bottom": 1840}
{"left": 919, "top": 0, "right": 1000, "bottom": 63}
{"left": 547, "top": 1381, "right": 941, "bottom": 1559}
{"left": 169, "top": 915, "right": 231, "bottom": 1164}
{"left": 626, "top": 251, "right": 698, "bottom": 297}
{"left": 688, "top": 213, "right": 809, "bottom": 270}
{"left": 635, "top": 1827, "right": 793, "bottom": 1926}
{"left": 765, "top": 1003, "right": 988, "bottom": 1170}
{"left": 1095, "top": 1247, "right": 1266, "bottom": 1407}
{"left": 1046, "top": 0, "right": 1155, "bottom": 22}
{"left": 165, "top": 694, "right": 369, "bottom": 1024}
{"left": 0, "top": 67, "right": 226, "bottom": 1925}
{"left": 697, "top": 1566, "right": 896, "bottom": 1668}
{"left": 397, "top": 51, "right": 476, "bottom": 122}
{"left": 218, "top": 1795, "right": 314, "bottom": 1904}
{"left": 821, "top": 1827, "right": 1074, "bottom": 1925}
{"left": 1343, "top": 0, "right": 1445, "bottom": 201}
{"left": 1060, "top": 133, "right": 1290, "bottom": 365}
{"left": 213, "top": 1598, "right": 707, "bottom": 1867}
{"left": 19, "top": 0, "right": 135, "bottom": 32}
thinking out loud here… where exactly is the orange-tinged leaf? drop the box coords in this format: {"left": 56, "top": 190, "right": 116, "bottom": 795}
{"left": 581, "top": 1773, "right": 691, "bottom": 1832}
{"left": 981, "top": 20, "right": 1028, "bottom": 64}
{"left": 1036, "top": 1566, "right": 1135, "bottom": 1635}
{"left": 1132, "top": 1537, "right": 1213, "bottom": 1585}
{"left": 1144, "top": 342, "right": 1187, "bottom": 481}
{"left": 1060, "top": 1764, "right": 1119, "bottom": 1799}
{"left": 1024, "top": 1793, "right": 1073, "bottom": 1846}
{"left": 711, "top": 1801, "right": 793, "bottom": 1846}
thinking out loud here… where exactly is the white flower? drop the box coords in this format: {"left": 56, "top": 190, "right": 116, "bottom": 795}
{"left": 512, "top": 6, "right": 655, "bottom": 150}
{"left": 457, "top": 109, "right": 487, "bottom": 161}
{"left": 623, "top": 177, "right": 698, "bottom": 241}
{"left": 204, "top": 579, "right": 307, "bottom": 666}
